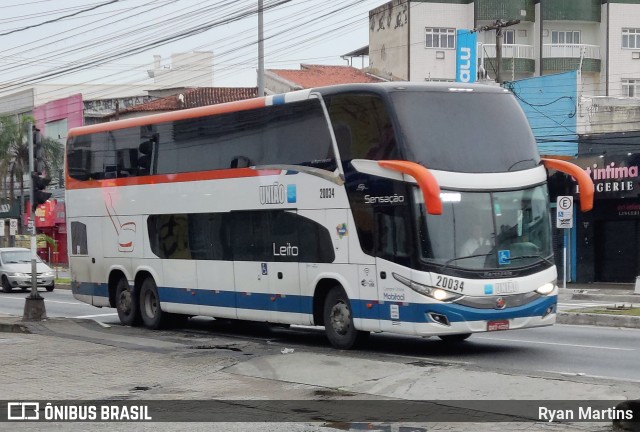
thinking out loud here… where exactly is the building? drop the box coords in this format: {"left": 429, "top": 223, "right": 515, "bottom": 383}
{"left": 368, "top": 0, "right": 640, "bottom": 98}
{"left": 101, "top": 87, "right": 258, "bottom": 121}
{"left": 366, "top": 0, "right": 640, "bottom": 284}
{"left": 506, "top": 72, "right": 640, "bottom": 284}
{"left": 147, "top": 51, "right": 214, "bottom": 88}
{"left": 265, "top": 64, "right": 385, "bottom": 94}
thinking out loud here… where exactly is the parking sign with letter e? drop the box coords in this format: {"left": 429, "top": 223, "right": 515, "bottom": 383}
{"left": 556, "top": 196, "right": 573, "bottom": 229}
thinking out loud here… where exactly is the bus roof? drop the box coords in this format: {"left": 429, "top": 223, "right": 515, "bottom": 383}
{"left": 67, "top": 82, "right": 509, "bottom": 138}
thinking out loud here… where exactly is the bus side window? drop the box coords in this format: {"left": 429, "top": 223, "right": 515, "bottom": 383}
{"left": 231, "top": 212, "right": 270, "bottom": 261}
{"left": 332, "top": 123, "right": 353, "bottom": 162}
{"left": 375, "top": 209, "right": 411, "bottom": 266}
{"left": 70, "top": 222, "right": 88, "bottom": 255}
{"left": 325, "top": 93, "right": 399, "bottom": 162}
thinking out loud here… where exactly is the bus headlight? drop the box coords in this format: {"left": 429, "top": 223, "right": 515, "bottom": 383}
{"left": 536, "top": 282, "right": 556, "bottom": 295}
{"left": 392, "top": 273, "right": 462, "bottom": 302}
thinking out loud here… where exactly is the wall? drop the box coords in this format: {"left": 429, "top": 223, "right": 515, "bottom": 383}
{"left": 33, "top": 94, "right": 84, "bottom": 145}
{"left": 578, "top": 96, "right": 640, "bottom": 134}
{"left": 507, "top": 70, "right": 578, "bottom": 156}
{"left": 264, "top": 71, "right": 301, "bottom": 95}
{"left": 607, "top": 3, "right": 640, "bottom": 97}
{"left": 148, "top": 51, "right": 214, "bottom": 88}
{"left": 410, "top": 1, "right": 474, "bottom": 81}
{"left": 369, "top": 0, "right": 410, "bottom": 80}
{"left": 0, "top": 88, "right": 34, "bottom": 116}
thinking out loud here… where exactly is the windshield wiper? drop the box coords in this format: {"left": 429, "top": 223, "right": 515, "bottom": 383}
{"left": 441, "top": 253, "right": 493, "bottom": 271}
{"left": 507, "top": 255, "right": 554, "bottom": 266}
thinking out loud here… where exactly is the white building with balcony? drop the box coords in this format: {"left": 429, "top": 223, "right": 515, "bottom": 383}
{"left": 368, "top": 0, "right": 640, "bottom": 98}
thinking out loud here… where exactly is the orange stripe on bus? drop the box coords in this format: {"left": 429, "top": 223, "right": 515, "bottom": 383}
{"left": 65, "top": 168, "right": 282, "bottom": 190}
{"left": 67, "top": 97, "right": 266, "bottom": 137}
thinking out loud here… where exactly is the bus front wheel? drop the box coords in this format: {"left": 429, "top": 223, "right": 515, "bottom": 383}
{"left": 323, "top": 287, "right": 368, "bottom": 350}
{"left": 140, "top": 277, "right": 168, "bottom": 330}
{"left": 115, "top": 277, "right": 141, "bottom": 326}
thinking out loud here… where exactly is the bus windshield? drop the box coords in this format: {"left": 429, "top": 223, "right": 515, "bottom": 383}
{"left": 390, "top": 89, "right": 540, "bottom": 173}
{"left": 416, "top": 185, "right": 553, "bottom": 270}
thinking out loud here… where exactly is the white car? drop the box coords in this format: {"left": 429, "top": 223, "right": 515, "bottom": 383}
{"left": 0, "top": 248, "right": 55, "bottom": 293}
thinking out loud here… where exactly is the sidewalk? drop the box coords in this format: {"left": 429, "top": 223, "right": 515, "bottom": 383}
{"left": 557, "top": 282, "right": 640, "bottom": 329}
{"left": 0, "top": 316, "right": 636, "bottom": 431}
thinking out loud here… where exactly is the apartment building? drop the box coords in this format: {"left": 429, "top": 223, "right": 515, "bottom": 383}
{"left": 369, "top": 0, "right": 640, "bottom": 97}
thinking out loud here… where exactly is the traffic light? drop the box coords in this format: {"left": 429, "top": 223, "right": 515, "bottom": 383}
{"left": 31, "top": 128, "right": 51, "bottom": 212}
{"left": 138, "top": 133, "right": 158, "bottom": 175}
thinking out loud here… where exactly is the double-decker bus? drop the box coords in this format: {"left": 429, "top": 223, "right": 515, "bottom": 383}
{"left": 65, "top": 83, "right": 593, "bottom": 349}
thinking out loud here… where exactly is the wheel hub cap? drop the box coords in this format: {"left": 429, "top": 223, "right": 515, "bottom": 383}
{"left": 330, "top": 302, "right": 350, "bottom": 335}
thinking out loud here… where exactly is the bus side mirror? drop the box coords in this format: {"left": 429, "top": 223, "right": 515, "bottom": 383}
{"left": 378, "top": 160, "right": 442, "bottom": 215}
{"left": 541, "top": 158, "right": 594, "bottom": 212}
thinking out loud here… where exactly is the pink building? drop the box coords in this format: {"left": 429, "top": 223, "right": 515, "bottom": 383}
{"left": 33, "top": 93, "right": 84, "bottom": 141}
{"left": 32, "top": 93, "right": 84, "bottom": 265}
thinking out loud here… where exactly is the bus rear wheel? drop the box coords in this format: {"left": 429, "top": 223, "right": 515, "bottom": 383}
{"left": 323, "top": 287, "right": 368, "bottom": 350}
{"left": 438, "top": 333, "right": 471, "bottom": 343}
{"left": 115, "top": 277, "right": 141, "bottom": 326}
{"left": 140, "top": 277, "right": 169, "bottom": 330}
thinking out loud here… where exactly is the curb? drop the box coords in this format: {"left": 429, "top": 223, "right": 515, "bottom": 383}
{"left": 557, "top": 311, "right": 640, "bottom": 329}
{"left": 571, "top": 293, "right": 639, "bottom": 304}
{"left": 0, "top": 322, "right": 31, "bottom": 334}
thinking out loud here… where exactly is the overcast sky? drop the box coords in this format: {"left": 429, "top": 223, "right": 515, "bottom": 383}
{"left": 0, "top": 0, "right": 382, "bottom": 92}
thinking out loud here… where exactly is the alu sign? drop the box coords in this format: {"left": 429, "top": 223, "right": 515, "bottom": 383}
{"left": 456, "top": 30, "right": 477, "bottom": 83}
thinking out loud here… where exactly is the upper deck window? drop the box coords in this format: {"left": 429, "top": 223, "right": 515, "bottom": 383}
{"left": 67, "top": 99, "right": 334, "bottom": 180}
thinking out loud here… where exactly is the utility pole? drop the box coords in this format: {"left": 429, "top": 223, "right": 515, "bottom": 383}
{"left": 257, "top": 0, "right": 265, "bottom": 96}
{"left": 23, "top": 122, "right": 46, "bottom": 321}
{"left": 472, "top": 19, "right": 520, "bottom": 84}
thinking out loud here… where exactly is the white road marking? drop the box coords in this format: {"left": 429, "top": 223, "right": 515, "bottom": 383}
{"left": 72, "top": 313, "right": 118, "bottom": 319}
{"left": 1, "top": 297, "right": 79, "bottom": 305}
{"left": 475, "top": 336, "right": 635, "bottom": 351}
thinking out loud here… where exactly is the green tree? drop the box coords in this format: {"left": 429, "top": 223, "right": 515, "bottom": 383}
{"left": 0, "top": 115, "right": 64, "bottom": 204}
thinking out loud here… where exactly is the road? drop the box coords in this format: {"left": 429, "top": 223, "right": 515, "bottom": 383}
{"left": 2, "top": 289, "right": 639, "bottom": 383}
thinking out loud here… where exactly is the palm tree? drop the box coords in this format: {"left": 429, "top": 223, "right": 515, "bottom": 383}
{"left": 0, "top": 115, "right": 64, "bottom": 205}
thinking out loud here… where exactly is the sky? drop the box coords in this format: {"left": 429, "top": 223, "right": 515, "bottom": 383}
{"left": 0, "top": 0, "right": 382, "bottom": 95}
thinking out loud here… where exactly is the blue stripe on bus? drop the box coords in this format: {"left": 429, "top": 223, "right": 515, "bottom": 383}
{"left": 72, "top": 281, "right": 109, "bottom": 298}
{"left": 158, "top": 287, "right": 314, "bottom": 314}
{"left": 352, "top": 295, "right": 557, "bottom": 323}
{"left": 73, "top": 281, "right": 556, "bottom": 323}
{"left": 272, "top": 94, "right": 286, "bottom": 105}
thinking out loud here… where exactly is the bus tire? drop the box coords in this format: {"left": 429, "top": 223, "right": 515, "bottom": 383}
{"left": 139, "top": 277, "right": 168, "bottom": 330}
{"left": 323, "top": 286, "right": 368, "bottom": 350}
{"left": 115, "top": 277, "right": 141, "bottom": 326}
{"left": 438, "top": 333, "right": 471, "bottom": 343}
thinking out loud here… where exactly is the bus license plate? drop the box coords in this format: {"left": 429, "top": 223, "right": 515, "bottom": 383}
{"left": 487, "top": 320, "right": 509, "bottom": 331}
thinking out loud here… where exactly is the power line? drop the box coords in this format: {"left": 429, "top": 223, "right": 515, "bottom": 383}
{"left": 0, "top": 0, "right": 120, "bottom": 37}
